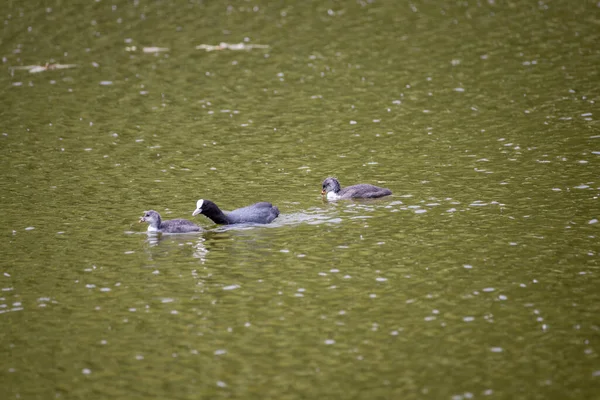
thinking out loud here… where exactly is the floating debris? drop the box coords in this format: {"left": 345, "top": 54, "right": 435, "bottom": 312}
{"left": 10, "top": 63, "right": 77, "bottom": 74}
{"left": 143, "top": 47, "right": 169, "bottom": 53}
{"left": 196, "top": 42, "right": 269, "bottom": 52}
{"left": 125, "top": 46, "right": 170, "bottom": 53}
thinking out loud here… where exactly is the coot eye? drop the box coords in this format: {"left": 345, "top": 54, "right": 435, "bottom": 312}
{"left": 145, "top": 213, "right": 150, "bottom": 217}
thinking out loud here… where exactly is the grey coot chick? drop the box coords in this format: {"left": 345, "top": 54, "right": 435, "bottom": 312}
{"left": 139, "top": 210, "right": 201, "bottom": 233}
{"left": 192, "top": 199, "right": 279, "bottom": 225}
{"left": 321, "top": 177, "right": 392, "bottom": 200}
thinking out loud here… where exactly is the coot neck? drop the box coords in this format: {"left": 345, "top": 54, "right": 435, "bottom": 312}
{"left": 331, "top": 179, "right": 342, "bottom": 193}
{"left": 203, "top": 202, "right": 231, "bottom": 225}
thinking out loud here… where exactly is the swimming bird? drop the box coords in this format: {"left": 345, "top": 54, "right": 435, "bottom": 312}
{"left": 192, "top": 199, "right": 279, "bottom": 225}
{"left": 321, "top": 177, "right": 392, "bottom": 200}
{"left": 139, "top": 210, "right": 201, "bottom": 233}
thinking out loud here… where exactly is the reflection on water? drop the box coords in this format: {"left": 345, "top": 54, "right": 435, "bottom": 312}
{"left": 144, "top": 232, "right": 209, "bottom": 263}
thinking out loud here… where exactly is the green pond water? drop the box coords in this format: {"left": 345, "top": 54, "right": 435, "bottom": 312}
{"left": 1, "top": 1, "right": 599, "bottom": 399}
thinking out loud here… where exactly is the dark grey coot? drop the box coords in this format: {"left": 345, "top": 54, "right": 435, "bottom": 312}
{"left": 140, "top": 210, "right": 201, "bottom": 233}
{"left": 321, "top": 177, "right": 392, "bottom": 200}
{"left": 192, "top": 199, "right": 279, "bottom": 225}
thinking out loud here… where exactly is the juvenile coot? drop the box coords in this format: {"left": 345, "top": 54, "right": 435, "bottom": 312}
{"left": 139, "top": 210, "right": 201, "bottom": 233}
{"left": 321, "top": 177, "right": 392, "bottom": 200}
{"left": 192, "top": 199, "right": 279, "bottom": 225}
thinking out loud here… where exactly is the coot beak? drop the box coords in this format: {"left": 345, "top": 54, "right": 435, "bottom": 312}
{"left": 321, "top": 189, "right": 326, "bottom": 195}
{"left": 139, "top": 217, "right": 145, "bottom": 223}
{"left": 192, "top": 208, "right": 201, "bottom": 216}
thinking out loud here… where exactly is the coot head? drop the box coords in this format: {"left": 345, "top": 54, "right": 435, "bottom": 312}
{"left": 192, "top": 199, "right": 205, "bottom": 216}
{"left": 321, "top": 177, "right": 341, "bottom": 195}
{"left": 140, "top": 210, "right": 161, "bottom": 227}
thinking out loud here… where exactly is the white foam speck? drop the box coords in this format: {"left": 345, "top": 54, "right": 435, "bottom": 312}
{"left": 589, "top": 219, "right": 598, "bottom": 224}
{"left": 100, "top": 81, "right": 113, "bottom": 85}
{"left": 464, "top": 264, "right": 473, "bottom": 269}
{"left": 82, "top": 368, "right": 91, "bottom": 375}
{"left": 324, "top": 339, "right": 335, "bottom": 345}
{"left": 223, "top": 285, "right": 240, "bottom": 291}
{"left": 214, "top": 349, "right": 227, "bottom": 355}
{"left": 25, "top": 227, "right": 35, "bottom": 231}
{"left": 376, "top": 277, "right": 388, "bottom": 282}
{"left": 463, "top": 316, "right": 475, "bottom": 322}
{"left": 490, "top": 347, "right": 503, "bottom": 353}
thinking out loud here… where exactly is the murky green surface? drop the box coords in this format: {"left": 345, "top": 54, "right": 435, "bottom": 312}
{"left": 1, "top": 1, "right": 599, "bottom": 399}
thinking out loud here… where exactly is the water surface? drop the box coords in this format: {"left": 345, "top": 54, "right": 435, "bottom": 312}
{"left": 1, "top": 1, "right": 599, "bottom": 399}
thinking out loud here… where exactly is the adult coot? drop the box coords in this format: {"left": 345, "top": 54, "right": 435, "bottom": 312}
{"left": 192, "top": 199, "right": 279, "bottom": 225}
